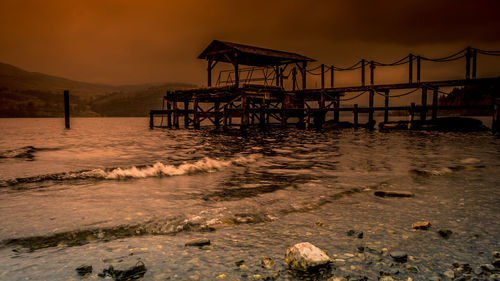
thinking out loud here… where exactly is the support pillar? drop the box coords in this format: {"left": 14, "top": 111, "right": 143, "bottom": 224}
{"left": 193, "top": 99, "right": 200, "bottom": 129}
{"left": 417, "top": 56, "right": 421, "bottom": 83}
{"left": 240, "top": 95, "right": 248, "bottom": 129}
{"left": 173, "top": 101, "right": 179, "bottom": 128}
{"left": 353, "top": 104, "right": 359, "bottom": 128}
{"left": 432, "top": 88, "right": 439, "bottom": 121}
{"left": 361, "top": 59, "right": 366, "bottom": 86}
{"left": 167, "top": 101, "right": 172, "bottom": 127}
{"left": 368, "top": 90, "right": 374, "bottom": 125}
{"left": 184, "top": 101, "right": 190, "bottom": 128}
{"left": 64, "top": 90, "right": 70, "bottom": 129}
{"left": 214, "top": 101, "right": 220, "bottom": 128}
{"left": 421, "top": 88, "right": 428, "bottom": 122}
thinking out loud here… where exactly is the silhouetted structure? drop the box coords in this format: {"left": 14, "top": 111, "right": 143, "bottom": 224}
{"left": 150, "top": 41, "right": 500, "bottom": 132}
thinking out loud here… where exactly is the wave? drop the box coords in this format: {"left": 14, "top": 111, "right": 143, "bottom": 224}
{"left": 0, "top": 154, "right": 260, "bottom": 187}
{"left": 0, "top": 146, "right": 60, "bottom": 160}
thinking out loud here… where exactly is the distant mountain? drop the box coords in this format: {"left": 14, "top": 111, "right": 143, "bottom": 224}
{"left": 0, "top": 62, "right": 196, "bottom": 117}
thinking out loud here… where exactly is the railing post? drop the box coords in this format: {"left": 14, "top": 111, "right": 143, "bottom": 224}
{"left": 421, "top": 87, "right": 427, "bottom": 122}
{"left": 302, "top": 62, "right": 307, "bottom": 89}
{"left": 409, "top": 54, "right": 413, "bottom": 84}
{"left": 432, "top": 88, "right": 439, "bottom": 121}
{"left": 353, "top": 104, "right": 358, "bottom": 128}
{"left": 321, "top": 64, "right": 325, "bottom": 89}
{"left": 361, "top": 59, "right": 366, "bottom": 86}
{"left": 370, "top": 60, "right": 375, "bottom": 85}
{"left": 466, "top": 46, "right": 471, "bottom": 80}
{"left": 416, "top": 56, "right": 421, "bottom": 83}
{"left": 384, "top": 90, "right": 389, "bottom": 123}
{"left": 64, "top": 90, "right": 70, "bottom": 129}
{"left": 330, "top": 65, "right": 334, "bottom": 88}
{"left": 472, "top": 48, "right": 477, "bottom": 79}
{"left": 207, "top": 59, "right": 212, "bottom": 87}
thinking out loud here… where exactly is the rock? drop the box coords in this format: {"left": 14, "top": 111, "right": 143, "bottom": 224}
{"left": 379, "top": 277, "right": 394, "bottom": 281}
{"left": 480, "top": 263, "right": 496, "bottom": 272}
{"left": 235, "top": 260, "right": 245, "bottom": 266}
{"left": 357, "top": 246, "right": 365, "bottom": 253}
{"left": 185, "top": 238, "right": 210, "bottom": 247}
{"left": 389, "top": 251, "right": 407, "bottom": 262}
{"left": 411, "top": 221, "right": 431, "bottom": 230}
{"left": 75, "top": 264, "right": 93, "bottom": 276}
{"left": 216, "top": 273, "right": 227, "bottom": 279}
{"left": 429, "top": 276, "right": 441, "bottom": 281}
{"left": 473, "top": 266, "right": 483, "bottom": 275}
{"left": 493, "top": 251, "right": 500, "bottom": 258}
{"left": 347, "top": 229, "right": 364, "bottom": 238}
{"left": 284, "top": 242, "right": 331, "bottom": 271}
{"left": 492, "top": 258, "right": 500, "bottom": 268}
{"left": 490, "top": 273, "right": 500, "bottom": 279}
{"left": 101, "top": 261, "right": 147, "bottom": 281}
{"left": 374, "top": 191, "right": 414, "bottom": 198}
{"left": 261, "top": 258, "right": 274, "bottom": 269}
{"left": 328, "top": 277, "right": 347, "bottom": 281}
{"left": 443, "top": 269, "right": 455, "bottom": 279}
{"left": 405, "top": 265, "right": 419, "bottom": 273}
{"left": 437, "top": 229, "right": 453, "bottom": 239}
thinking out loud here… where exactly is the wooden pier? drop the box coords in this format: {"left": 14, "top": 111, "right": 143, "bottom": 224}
{"left": 150, "top": 41, "right": 500, "bottom": 132}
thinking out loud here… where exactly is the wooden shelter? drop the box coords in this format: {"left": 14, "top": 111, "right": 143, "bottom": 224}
{"left": 198, "top": 40, "right": 314, "bottom": 87}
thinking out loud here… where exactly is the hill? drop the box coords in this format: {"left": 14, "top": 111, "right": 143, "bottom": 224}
{"left": 0, "top": 62, "right": 195, "bottom": 117}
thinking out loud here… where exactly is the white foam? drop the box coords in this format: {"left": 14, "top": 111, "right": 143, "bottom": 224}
{"left": 91, "top": 154, "right": 260, "bottom": 180}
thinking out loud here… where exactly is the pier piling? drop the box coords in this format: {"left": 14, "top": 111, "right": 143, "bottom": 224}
{"left": 64, "top": 90, "right": 70, "bottom": 129}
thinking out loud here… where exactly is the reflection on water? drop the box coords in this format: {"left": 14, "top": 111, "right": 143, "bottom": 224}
{"left": 0, "top": 118, "right": 499, "bottom": 280}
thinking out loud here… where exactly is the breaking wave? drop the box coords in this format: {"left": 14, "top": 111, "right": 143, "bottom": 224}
{"left": 0, "top": 154, "right": 260, "bottom": 187}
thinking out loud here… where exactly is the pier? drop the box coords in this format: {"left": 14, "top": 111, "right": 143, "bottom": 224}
{"left": 150, "top": 40, "right": 500, "bottom": 132}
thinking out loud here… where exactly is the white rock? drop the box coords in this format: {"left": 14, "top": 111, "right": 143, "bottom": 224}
{"left": 284, "top": 242, "right": 331, "bottom": 271}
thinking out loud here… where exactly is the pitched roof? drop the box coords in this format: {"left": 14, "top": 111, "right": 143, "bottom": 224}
{"left": 197, "top": 40, "right": 314, "bottom": 67}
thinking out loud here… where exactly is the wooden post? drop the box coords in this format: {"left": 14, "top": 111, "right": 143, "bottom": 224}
{"left": 409, "top": 54, "right": 413, "bottom": 84}
{"left": 432, "top": 88, "right": 438, "bottom": 121}
{"left": 361, "top": 59, "right": 366, "bottom": 86}
{"left": 472, "top": 49, "right": 477, "bottom": 79}
{"left": 184, "top": 101, "right": 190, "bottom": 128}
{"left": 384, "top": 90, "right": 389, "bottom": 123}
{"left": 368, "top": 90, "right": 374, "bottom": 125}
{"left": 280, "top": 67, "right": 284, "bottom": 88}
{"left": 207, "top": 59, "right": 212, "bottom": 87}
{"left": 260, "top": 98, "right": 265, "bottom": 127}
{"left": 234, "top": 53, "right": 239, "bottom": 88}
{"left": 302, "top": 62, "right": 307, "bottom": 89}
{"left": 223, "top": 104, "right": 228, "bottom": 129}
{"left": 370, "top": 61, "right": 375, "bottom": 85}
{"left": 275, "top": 66, "right": 280, "bottom": 87}
{"left": 321, "top": 64, "right": 325, "bottom": 89}
{"left": 149, "top": 112, "right": 154, "bottom": 129}
{"left": 330, "top": 65, "right": 334, "bottom": 88}
{"left": 193, "top": 99, "right": 199, "bottom": 129}
{"left": 465, "top": 46, "right": 471, "bottom": 80}
{"left": 417, "top": 56, "right": 421, "bottom": 83}
{"left": 334, "top": 94, "right": 340, "bottom": 122}
{"left": 306, "top": 109, "right": 311, "bottom": 129}
{"left": 167, "top": 100, "right": 172, "bottom": 127}
{"left": 409, "top": 102, "right": 416, "bottom": 129}
{"left": 281, "top": 95, "right": 287, "bottom": 127}
{"left": 353, "top": 104, "right": 358, "bottom": 128}
{"left": 421, "top": 87, "right": 427, "bottom": 122}
{"left": 493, "top": 98, "right": 500, "bottom": 134}
{"left": 173, "top": 101, "right": 179, "bottom": 128}
{"left": 240, "top": 95, "right": 248, "bottom": 129}
{"left": 292, "top": 67, "right": 297, "bottom": 91}
{"left": 64, "top": 90, "right": 70, "bottom": 129}
{"left": 266, "top": 100, "right": 270, "bottom": 125}
{"left": 214, "top": 101, "right": 220, "bottom": 128}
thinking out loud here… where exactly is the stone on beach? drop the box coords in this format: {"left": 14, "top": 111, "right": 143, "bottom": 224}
{"left": 390, "top": 251, "right": 408, "bottom": 262}
{"left": 75, "top": 264, "right": 93, "bottom": 276}
{"left": 261, "top": 257, "right": 274, "bottom": 268}
{"left": 100, "top": 261, "right": 147, "bottom": 281}
{"left": 412, "top": 221, "right": 431, "bottom": 230}
{"left": 284, "top": 242, "right": 332, "bottom": 271}
{"left": 437, "top": 229, "right": 453, "bottom": 239}
{"left": 185, "top": 238, "right": 211, "bottom": 247}
{"left": 346, "top": 229, "right": 363, "bottom": 238}
{"left": 374, "top": 191, "right": 415, "bottom": 198}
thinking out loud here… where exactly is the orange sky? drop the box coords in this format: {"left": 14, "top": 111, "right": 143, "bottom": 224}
{"left": 1, "top": 0, "right": 500, "bottom": 86}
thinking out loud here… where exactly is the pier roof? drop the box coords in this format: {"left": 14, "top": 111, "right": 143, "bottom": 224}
{"left": 198, "top": 40, "right": 314, "bottom": 67}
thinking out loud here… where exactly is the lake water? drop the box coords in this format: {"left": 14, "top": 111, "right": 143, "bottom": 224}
{"left": 0, "top": 118, "right": 499, "bottom": 280}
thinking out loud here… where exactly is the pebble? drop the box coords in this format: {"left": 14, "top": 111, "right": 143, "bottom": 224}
{"left": 379, "top": 276, "right": 394, "bottom": 281}
{"left": 347, "top": 229, "right": 363, "bottom": 238}
{"left": 443, "top": 269, "right": 455, "bottom": 279}
{"left": 390, "top": 251, "right": 408, "bottom": 262}
{"left": 412, "top": 221, "right": 431, "bottom": 230}
{"left": 374, "top": 190, "right": 414, "bottom": 197}
{"left": 75, "top": 265, "right": 92, "bottom": 276}
{"left": 185, "top": 238, "right": 211, "bottom": 247}
{"left": 216, "top": 273, "right": 227, "bottom": 279}
{"left": 437, "top": 229, "right": 453, "bottom": 239}
{"left": 492, "top": 258, "right": 500, "bottom": 268}
{"left": 481, "top": 263, "right": 496, "bottom": 272}
{"left": 261, "top": 257, "right": 274, "bottom": 268}
{"left": 284, "top": 242, "right": 331, "bottom": 271}
{"left": 493, "top": 251, "right": 500, "bottom": 258}
{"left": 328, "top": 277, "right": 347, "bottom": 281}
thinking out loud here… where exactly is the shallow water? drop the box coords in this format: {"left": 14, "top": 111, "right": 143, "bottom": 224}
{"left": 0, "top": 118, "right": 499, "bottom": 280}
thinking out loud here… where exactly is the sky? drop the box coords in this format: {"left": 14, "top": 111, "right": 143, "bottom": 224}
{"left": 1, "top": 0, "right": 500, "bottom": 87}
